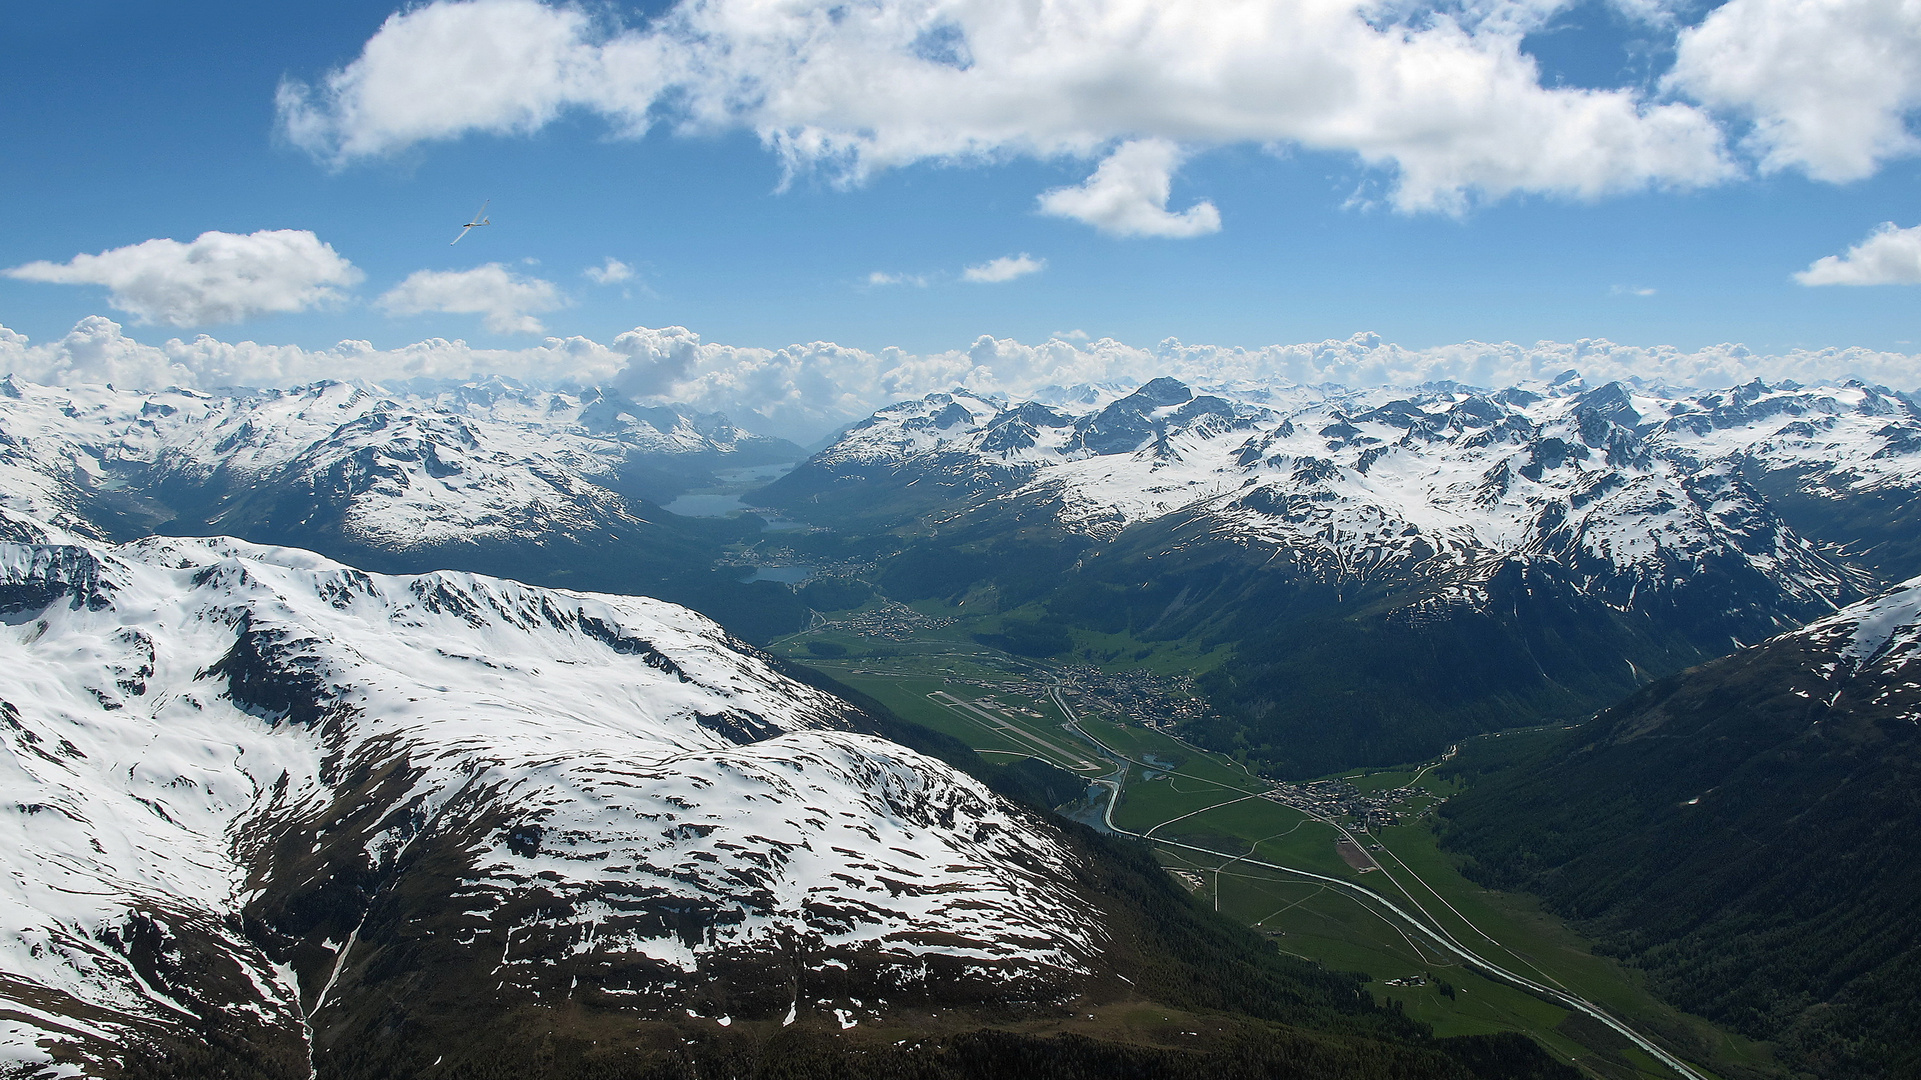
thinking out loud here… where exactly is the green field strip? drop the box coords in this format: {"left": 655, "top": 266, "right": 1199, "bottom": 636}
{"left": 1140, "top": 792, "right": 1269, "bottom": 838}
{"left": 1362, "top": 822, "right": 1776, "bottom": 1078}
{"left": 1159, "top": 794, "right": 1310, "bottom": 839}
{"left": 926, "top": 690, "right": 1106, "bottom": 770}
{"left": 1075, "top": 715, "right": 1263, "bottom": 791}
{"left": 1213, "top": 871, "right": 1667, "bottom": 1078}
{"left": 820, "top": 672, "right": 1044, "bottom": 758}
{"left": 796, "top": 646, "right": 1762, "bottom": 1080}
{"left": 1330, "top": 768, "right": 1421, "bottom": 792}
{"left": 1133, "top": 743, "right": 1740, "bottom": 1079}
{"left": 1110, "top": 776, "right": 1247, "bottom": 833}
{"left": 1367, "top": 827, "right": 1582, "bottom": 993}
{"left": 1198, "top": 859, "right": 1598, "bottom": 1053}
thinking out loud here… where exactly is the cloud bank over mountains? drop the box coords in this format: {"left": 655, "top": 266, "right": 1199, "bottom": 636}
{"left": 5, "top": 317, "right": 1918, "bottom": 442}
{"left": 275, "top": 0, "right": 1921, "bottom": 223}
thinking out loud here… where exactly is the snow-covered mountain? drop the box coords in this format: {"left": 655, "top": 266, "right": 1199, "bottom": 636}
{"left": 0, "top": 537, "right": 1099, "bottom": 1076}
{"left": 1772, "top": 569, "right": 1921, "bottom": 702}
{"left": 0, "top": 376, "right": 820, "bottom": 640}
{"left": 0, "top": 376, "right": 795, "bottom": 551}
{"left": 768, "top": 375, "right": 1921, "bottom": 616}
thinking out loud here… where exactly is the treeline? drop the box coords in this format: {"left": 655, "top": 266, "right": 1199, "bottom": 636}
{"left": 1437, "top": 636, "right": 1921, "bottom": 1079}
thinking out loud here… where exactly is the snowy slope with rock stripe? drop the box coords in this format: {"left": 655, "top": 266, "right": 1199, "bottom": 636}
{"left": 0, "top": 537, "right": 1099, "bottom": 1075}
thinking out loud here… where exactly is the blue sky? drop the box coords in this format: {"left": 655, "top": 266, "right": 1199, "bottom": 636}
{"left": 1, "top": 0, "right": 1918, "bottom": 401}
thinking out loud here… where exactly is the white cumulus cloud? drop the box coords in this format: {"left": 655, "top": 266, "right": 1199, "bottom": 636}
{"left": 1797, "top": 222, "right": 1921, "bottom": 285}
{"left": 378, "top": 264, "right": 565, "bottom": 334}
{"left": 963, "top": 255, "right": 1045, "bottom": 284}
{"left": 1039, "top": 140, "right": 1221, "bottom": 238}
{"left": 278, "top": 0, "right": 1738, "bottom": 220}
{"left": 1668, "top": 0, "right": 1921, "bottom": 182}
{"left": 276, "top": 0, "right": 623, "bottom": 162}
{"left": 584, "top": 257, "right": 634, "bottom": 284}
{"left": 5, "top": 230, "right": 362, "bottom": 327}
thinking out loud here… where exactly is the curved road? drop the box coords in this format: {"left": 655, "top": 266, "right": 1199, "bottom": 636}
{"left": 1047, "top": 685, "right": 1709, "bottom": 1080}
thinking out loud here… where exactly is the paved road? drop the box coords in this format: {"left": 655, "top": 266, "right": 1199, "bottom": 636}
{"left": 1047, "top": 684, "right": 1709, "bottom": 1080}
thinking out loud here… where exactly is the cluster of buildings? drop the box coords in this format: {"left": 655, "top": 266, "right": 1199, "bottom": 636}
{"left": 809, "top": 601, "right": 959, "bottom": 640}
{"left": 1051, "top": 665, "right": 1217, "bottom": 729}
{"left": 1264, "top": 779, "right": 1433, "bottom": 831}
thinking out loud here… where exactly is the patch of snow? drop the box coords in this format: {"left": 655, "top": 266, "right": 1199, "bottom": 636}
{"left": 0, "top": 535, "right": 1102, "bottom": 1060}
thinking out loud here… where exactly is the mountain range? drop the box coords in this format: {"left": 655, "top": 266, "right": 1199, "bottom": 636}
{"left": 0, "top": 533, "right": 1557, "bottom": 1079}
{"left": 0, "top": 376, "right": 813, "bottom": 639}
{"left": 757, "top": 374, "right": 1921, "bottom": 773}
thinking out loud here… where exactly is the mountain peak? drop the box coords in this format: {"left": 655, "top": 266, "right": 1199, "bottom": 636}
{"left": 1130, "top": 376, "right": 1194, "bottom": 407}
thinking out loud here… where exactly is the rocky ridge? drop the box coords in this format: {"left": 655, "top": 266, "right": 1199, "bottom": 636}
{"left": 773, "top": 375, "right": 1921, "bottom": 622}
{"left": 0, "top": 536, "right": 1098, "bottom": 1075}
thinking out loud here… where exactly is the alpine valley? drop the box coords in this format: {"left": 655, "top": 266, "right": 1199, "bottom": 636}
{"left": 4, "top": 370, "right": 1921, "bottom": 1079}
{"left": 756, "top": 375, "right": 1921, "bottom": 773}
{"left": 0, "top": 533, "right": 1532, "bottom": 1079}
{"left": 1439, "top": 570, "right": 1921, "bottom": 1079}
